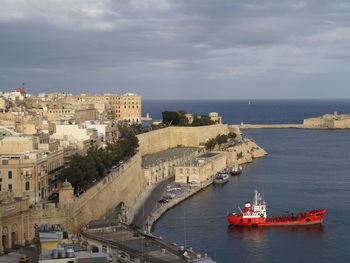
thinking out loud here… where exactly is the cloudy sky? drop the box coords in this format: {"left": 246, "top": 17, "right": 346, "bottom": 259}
{"left": 1, "top": 0, "right": 350, "bottom": 99}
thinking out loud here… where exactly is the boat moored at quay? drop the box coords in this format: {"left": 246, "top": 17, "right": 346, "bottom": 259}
{"left": 213, "top": 172, "right": 229, "bottom": 184}
{"left": 227, "top": 190, "right": 326, "bottom": 227}
{"left": 230, "top": 165, "right": 243, "bottom": 175}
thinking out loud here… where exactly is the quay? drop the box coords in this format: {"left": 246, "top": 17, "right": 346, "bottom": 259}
{"left": 144, "top": 180, "right": 213, "bottom": 232}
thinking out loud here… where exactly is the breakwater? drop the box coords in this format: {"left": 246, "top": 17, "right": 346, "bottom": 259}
{"left": 233, "top": 113, "right": 350, "bottom": 129}
{"left": 236, "top": 124, "right": 304, "bottom": 129}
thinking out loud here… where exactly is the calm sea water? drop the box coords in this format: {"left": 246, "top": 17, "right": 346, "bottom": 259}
{"left": 143, "top": 99, "right": 350, "bottom": 124}
{"left": 146, "top": 100, "right": 350, "bottom": 263}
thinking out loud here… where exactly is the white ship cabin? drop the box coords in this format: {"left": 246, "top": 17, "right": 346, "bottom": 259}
{"left": 242, "top": 190, "right": 267, "bottom": 218}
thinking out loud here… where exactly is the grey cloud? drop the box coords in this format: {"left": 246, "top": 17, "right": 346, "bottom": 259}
{"left": 1, "top": 0, "right": 350, "bottom": 98}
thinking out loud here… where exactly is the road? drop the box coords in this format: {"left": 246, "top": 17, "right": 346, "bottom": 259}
{"left": 132, "top": 177, "right": 174, "bottom": 229}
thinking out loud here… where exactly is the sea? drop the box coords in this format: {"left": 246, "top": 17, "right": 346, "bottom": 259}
{"left": 143, "top": 100, "right": 350, "bottom": 263}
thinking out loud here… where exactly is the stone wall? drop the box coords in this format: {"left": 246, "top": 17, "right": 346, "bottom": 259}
{"left": 70, "top": 151, "right": 145, "bottom": 231}
{"left": 137, "top": 124, "right": 230, "bottom": 155}
{"left": 303, "top": 114, "right": 350, "bottom": 129}
{"left": 303, "top": 117, "right": 325, "bottom": 128}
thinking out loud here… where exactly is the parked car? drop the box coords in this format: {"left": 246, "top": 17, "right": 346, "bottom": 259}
{"left": 19, "top": 256, "right": 30, "bottom": 263}
{"left": 164, "top": 192, "right": 176, "bottom": 199}
{"left": 157, "top": 198, "right": 169, "bottom": 203}
{"left": 91, "top": 177, "right": 98, "bottom": 183}
{"left": 74, "top": 188, "right": 85, "bottom": 197}
{"left": 47, "top": 192, "right": 59, "bottom": 202}
{"left": 167, "top": 187, "right": 181, "bottom": 192}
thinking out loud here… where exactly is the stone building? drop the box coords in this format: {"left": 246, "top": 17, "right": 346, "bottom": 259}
{"left": 142, "top": 147, "right": 203, "bottom": 185}
{"left": 0, "top": 198, "right": 31, "bottom": 252}
{"left": 175, "top": 152, "right": 227, "bottom": 184}
{"left": 209, "top": 112, "right": 222, "bottom": 124}
{"left": 51, "top": 124, "right": 100, "bottom": 151}
{"left": 76, "top": 92, "right": 142, "bottom": 123}
{"left": 0, "top": 135, "right": 64, "bottom": 202}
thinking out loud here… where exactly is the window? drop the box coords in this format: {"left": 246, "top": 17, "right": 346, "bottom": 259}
{"left": 0, "top": 184, "right": 1, "bottom": 191}
{"left": 2, "top": 159, "right": 8, "bottom": 165}
{"left": 8, "top": 184, "right": 12, "bottom": 190}
{"left": 248, "top": 219, "right": 252, "bottom": 223}
{"left": 25, "top": 182, "right": 30, "bottom": 191}
{"left": 8, "top": 171, "right": 12, "bottom": 179}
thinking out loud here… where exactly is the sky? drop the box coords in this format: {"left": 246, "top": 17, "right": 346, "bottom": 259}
{"left": 1, "top": 0, "right": 350, "bottom": 99}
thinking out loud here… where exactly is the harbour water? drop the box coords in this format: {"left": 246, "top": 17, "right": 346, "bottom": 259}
{"left": 144, "top": 100, "right": 350, "bottom": 263}
{"left": 143, "top": 99, "right": 350, "bottom": 124}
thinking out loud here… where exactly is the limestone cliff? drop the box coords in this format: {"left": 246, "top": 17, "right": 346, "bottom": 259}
{"left": 226, "top": 139, "right": 268, "bottom": 165}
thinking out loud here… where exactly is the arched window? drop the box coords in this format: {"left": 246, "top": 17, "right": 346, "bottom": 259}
{"left": 25, "top": 181, "right": 30, "bottom": 191}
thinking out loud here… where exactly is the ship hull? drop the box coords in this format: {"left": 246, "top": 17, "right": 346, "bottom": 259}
{"left": 227, "top": 209, "right": 326, "bottom": 227}
{"left": 213, "top": 178, "right": 229, "bottom": 184}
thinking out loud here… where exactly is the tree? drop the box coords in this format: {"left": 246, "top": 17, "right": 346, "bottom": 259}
{"left": 61, "top": 124, "right": 139, "bottom": 190}
{"left": 178, "top": 110, "right": 189, "bottom": 126}
{"left": 162, "top": 111, "right": 180, "bottom": 126}
{"left": 205, "top": 138, "right": 216, "bottom": 151}
{"left": 228, "top": 132, "right": 237, "bottom": 139}
{"left": 216, "top": 134, "right": 228, "bottom": 145}
{"left": 199, "top": 115, "right": 215, "bottom": 126}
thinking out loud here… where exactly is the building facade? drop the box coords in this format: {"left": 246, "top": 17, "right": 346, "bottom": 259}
{"left": 175, "top": 152, "right": 227, "bottom": 184}
{"left": 76, "top": 93, "right": 142, "bottom": 123}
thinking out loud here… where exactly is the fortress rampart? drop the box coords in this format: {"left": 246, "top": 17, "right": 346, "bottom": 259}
{"left": 137, "top": 124, "right": 230, "bottom": 155}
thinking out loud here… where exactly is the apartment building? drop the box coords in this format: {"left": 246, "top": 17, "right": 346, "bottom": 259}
{"left": 0, "top": 136, "right": 63, "bottom": 202}
{"left": 76, "top": 92, "right": 142, "bottom": 123}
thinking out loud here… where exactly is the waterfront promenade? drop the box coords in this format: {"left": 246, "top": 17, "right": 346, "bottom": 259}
{"left": 142, "top": 180, "right": 213, "bottom": 232}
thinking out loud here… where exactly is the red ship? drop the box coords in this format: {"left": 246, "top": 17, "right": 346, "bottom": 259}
{"left": 227, "top": 190, "right": 326, "bottom": 227}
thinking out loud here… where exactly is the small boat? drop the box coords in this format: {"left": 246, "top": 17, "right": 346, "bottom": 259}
{"left": 227, "top": 189, "right": 326, "bottom": 227}
{"left": 213, "top": 172, "right": 229, "bottom": 184}
{"left": 230, "top": 165, "right": 242, "bottom": 176}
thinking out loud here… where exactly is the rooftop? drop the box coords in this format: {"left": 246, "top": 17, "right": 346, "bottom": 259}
{"left": 142, "top": 147, "right": 200, "bottom": 167}
{"left": 198, "top": 152, "right": 219, "bottom": 158}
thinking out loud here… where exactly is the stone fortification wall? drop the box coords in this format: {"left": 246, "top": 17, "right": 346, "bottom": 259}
{"left": 137, "top": 124, "right": 230, "bottom": 155}
{"left": 70, "top": 151, "right": 145, "bottom": 231}
{"left": 303, "top": 114, "right": 350, "bottom": 129}
{"left": 303, "top": 117, "right": 325, "bottom": 128}
{"left": 26, "top": 152, "right": 145, "bottom": 235}
{"left": 333, "top": 119, "right": 350, "bottom": 129}
{"left": 137, "top": 128, "right": 172, "bottom": 155}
